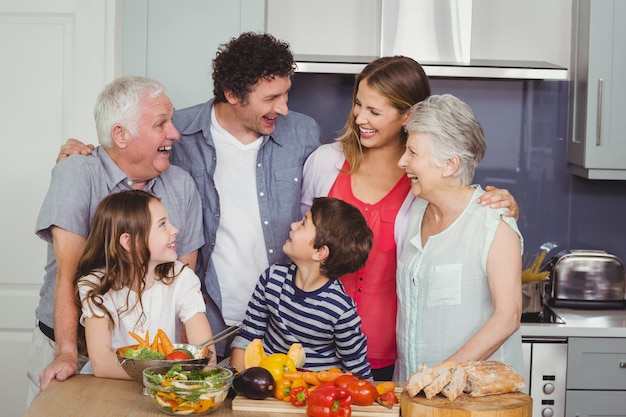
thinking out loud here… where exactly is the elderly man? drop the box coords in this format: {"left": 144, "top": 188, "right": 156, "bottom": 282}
{"left": 27, "top": 76, "right": 204, "bottom": 404}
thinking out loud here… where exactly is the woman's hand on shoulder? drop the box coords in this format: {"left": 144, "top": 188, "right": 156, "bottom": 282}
{"left": 57, "top": 138, "right": 94, "bottom": 163}
{"left": 477, "top": 185, "right": 519, "bottom": 220}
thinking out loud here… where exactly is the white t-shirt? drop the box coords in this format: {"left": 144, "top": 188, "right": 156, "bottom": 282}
{"left": 211, "top": 108, "right": 268, "bottom": 325}
{"left": 77, "top": 260, "right": 206, "bottom": 349}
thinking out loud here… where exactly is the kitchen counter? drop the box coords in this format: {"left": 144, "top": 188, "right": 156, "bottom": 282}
{"left": 521, "top": 307, "right": 626, "bottom": 338}
{"left": 22, "top": 375, "right": 305, "bottom": 417}
{"left": 22, "top": 309, "right": 626, "bottom": 416}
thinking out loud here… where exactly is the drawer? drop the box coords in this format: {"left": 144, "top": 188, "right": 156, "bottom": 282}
{"left": 566, "top": 391, "right": 626, "bottom": 417}
{"left": 567, "top": 337, "right": 626, "bottom": 390}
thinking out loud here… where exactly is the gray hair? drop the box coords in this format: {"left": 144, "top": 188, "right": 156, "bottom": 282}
{"left": 405, "top": 94, "right": 486, "bottom": 186}
{"left": 94, "top": 76, "right": 165, "bottom": 147}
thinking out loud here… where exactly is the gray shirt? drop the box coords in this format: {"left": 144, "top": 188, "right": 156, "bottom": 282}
{"left": 35, "top": 146, "right": 204, "bottom": 329}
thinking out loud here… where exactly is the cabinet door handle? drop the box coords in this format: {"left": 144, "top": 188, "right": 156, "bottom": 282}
{"left": 596, "top": 78, "right": 603, "bottom": 146}
{"left": 620, "top": 361, "right": 626, "bottom": 368}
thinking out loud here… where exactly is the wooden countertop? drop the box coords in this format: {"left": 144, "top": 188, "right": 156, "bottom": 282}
{"left": 21, "top": 374, "right": 304, "bottom": 417}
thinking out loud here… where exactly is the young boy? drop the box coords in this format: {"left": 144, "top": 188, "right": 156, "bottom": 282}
{"left": 230, "top": 197, "right": 373, "bottom": 379}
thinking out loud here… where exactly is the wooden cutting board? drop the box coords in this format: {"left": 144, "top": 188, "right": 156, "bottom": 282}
{"left": 232, "top": 394, "right": 400, "bottom": 416}
{"left": 401, "top": 391, "right": 532, "bottom": 417}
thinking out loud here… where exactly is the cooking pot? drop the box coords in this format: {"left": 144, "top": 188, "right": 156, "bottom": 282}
{"left": 522, "top": 279, "right": 549, "bottom": 314}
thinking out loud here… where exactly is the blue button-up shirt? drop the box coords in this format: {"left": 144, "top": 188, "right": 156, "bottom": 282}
{"left": 171, "top": 98, "right": 322, "bottom": 356}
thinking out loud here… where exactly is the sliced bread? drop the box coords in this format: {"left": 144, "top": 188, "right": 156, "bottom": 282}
{"left": 405, "top": 363, "right": 436, "bottom": 397}
{"left": 440, "top": 364, "right": 468, "bottom": 401}
{"left": 423, "top": 365, "right": 453, "bottom": 399}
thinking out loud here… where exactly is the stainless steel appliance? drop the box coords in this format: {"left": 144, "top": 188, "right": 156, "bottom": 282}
{"left": 522, "top": 337, "right": 567, "bottom": 417}
{"left": 547, "top": 250, "right": 625, "bottom": 309}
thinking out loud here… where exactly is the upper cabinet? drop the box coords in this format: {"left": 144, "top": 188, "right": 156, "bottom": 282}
{"left": 267, "top": 0, "right": 569, "bottom": 80}
{"left": 122, "top": 0, "right": 265, "bottom": 110}
{"left": 567, "top": 0, "right": 626, "bottom": 180}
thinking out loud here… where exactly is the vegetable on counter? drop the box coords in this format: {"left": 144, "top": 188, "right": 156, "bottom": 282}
{"left": 274, "top": 378, "right": 292, "bottom": 401}
{"left": 377, "top": 391, "right": 399, "bottom": 407}
{"left": 258, "top": 353, "right": 296, "bottom": 382}
{"left": 345, "top": 379, "right": 379, "bottom": 406}
{"left": 290, "top": 385, "right": 309, "bottom": 407}
{"left": 306, "top": 384, "right": 352, "bottom": 417}
{"left": 233, "top": 367, "right": 276, "bottom": 400}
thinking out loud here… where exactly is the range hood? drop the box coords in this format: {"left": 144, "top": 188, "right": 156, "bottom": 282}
{"left": 294, "top": 55, "right": 568, "bottom": 80}
{"left": 294, "top": 0, "right": 568, "bottom": 80}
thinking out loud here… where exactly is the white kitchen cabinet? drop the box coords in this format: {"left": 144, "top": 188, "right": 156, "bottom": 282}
{"left": 122, "top": 0, "right": 265, "bottom": 110}
{"left": 567, "top": 0, "right": 626, "bottom": 180}
{"left": 266, "top": 0, "right": 380, "bottom": 57}
{"left": 565, "top": 337, "right": 626, "bottom": 417}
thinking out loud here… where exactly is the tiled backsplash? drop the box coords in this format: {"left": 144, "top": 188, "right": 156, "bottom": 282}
{"left": 290, "top": 73, "right": 626, "bottom": 265}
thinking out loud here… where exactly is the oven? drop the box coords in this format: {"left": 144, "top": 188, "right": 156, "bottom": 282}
{"left": 521, "top": 306, "right": 567, "bottom": 417}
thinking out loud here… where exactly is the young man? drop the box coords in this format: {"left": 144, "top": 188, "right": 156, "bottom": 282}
{"left": 230, "top": 197, "right": 373, "bottom": 379}
{"left": 169, "top": 33, "right": 323, "bottom": 358}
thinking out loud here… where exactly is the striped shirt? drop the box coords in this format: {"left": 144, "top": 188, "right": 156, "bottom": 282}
{"left": 231, "top": 263, "right": 372, "bottom": 379}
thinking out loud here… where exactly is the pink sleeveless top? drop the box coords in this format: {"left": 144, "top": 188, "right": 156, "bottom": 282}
{"left": 329, "top": 161, "right": 410, "bottom": 369}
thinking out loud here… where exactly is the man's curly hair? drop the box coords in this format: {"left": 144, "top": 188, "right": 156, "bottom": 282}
{"left": 212, "top": 32, "right": 296, "bottom": 103}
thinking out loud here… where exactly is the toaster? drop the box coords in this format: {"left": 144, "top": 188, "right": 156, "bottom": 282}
{"left": 547, "top": 250, "right": 626, "bottom": 309}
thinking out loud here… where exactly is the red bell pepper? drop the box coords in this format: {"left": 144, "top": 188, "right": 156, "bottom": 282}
{"left": 306, "top": 384, "right": 352, "bottom": 417}
{"left": 290, "top": 385, "right": 309, "bottom": 407}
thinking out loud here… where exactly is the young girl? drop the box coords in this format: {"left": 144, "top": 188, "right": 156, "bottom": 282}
{"left": 74, "top": 190, "right": 214, "bottom": 379}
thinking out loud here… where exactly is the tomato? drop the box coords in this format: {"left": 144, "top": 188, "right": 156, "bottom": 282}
{"left": 379, "top": 391, "right": 399, "bottom": 406}
{"left": 333, "top": 374, "right": 359, "bottom": 389}
{"left": 346, "top": 379, "right": 379, "bottom": 406}
{"left": 258, "top": 353, "right": 296, "bottom": 381}
{"left": 165, "top": 350, "right": 191, "bottom": 360}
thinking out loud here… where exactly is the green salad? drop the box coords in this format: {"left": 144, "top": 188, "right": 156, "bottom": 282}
{"left": 144, "top": 364, "right": 231, "bottom": 415}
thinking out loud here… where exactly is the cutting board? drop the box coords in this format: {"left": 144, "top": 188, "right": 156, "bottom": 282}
{"left": 232, "top": 394, "right": 399, "bottom": 416}
{"left": 401, "top": 391, "right": 532, "bottom": 417}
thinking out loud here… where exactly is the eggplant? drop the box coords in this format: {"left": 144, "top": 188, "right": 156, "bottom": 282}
{"left": 232, "top": 367, "right": 275, "bottom": 400}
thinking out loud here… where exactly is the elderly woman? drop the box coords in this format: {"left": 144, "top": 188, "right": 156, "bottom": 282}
{"left": 394, "top": 94, "right": 524, "bottom": 381}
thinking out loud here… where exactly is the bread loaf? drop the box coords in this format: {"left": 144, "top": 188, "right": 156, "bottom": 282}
{"left": 404, "top": 363, "right": 435, "bottom": 397}
{"left": 404, "top": 360, "right": 524, "bottom": 401}
{"left": 462, "top": 360, "right": 525, "bottom": 397}
{"left": 440, "top": 364, "right": 467, "bottom": 401}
